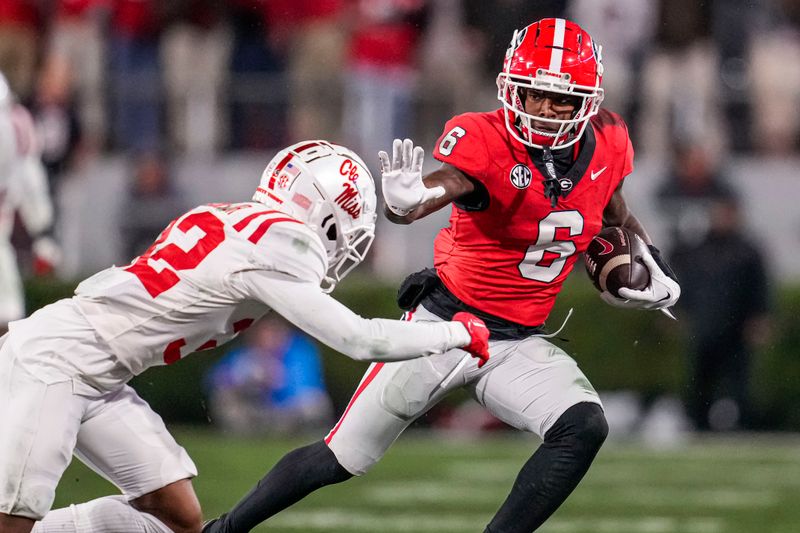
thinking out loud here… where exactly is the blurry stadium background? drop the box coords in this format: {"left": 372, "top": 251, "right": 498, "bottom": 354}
{"left": 6, "top": 0, "right": 800, "bottom": 531}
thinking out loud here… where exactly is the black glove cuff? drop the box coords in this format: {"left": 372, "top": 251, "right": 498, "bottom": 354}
{"left": 647, "top": 245, "right": 678, "bottom": 283}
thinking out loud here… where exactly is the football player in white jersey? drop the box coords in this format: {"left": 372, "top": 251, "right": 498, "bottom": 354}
{"left": 0, "top": 72, "right": 59, "bottom": 333}
{"left": 0, "top": 140, "right": 491, "bottom": 533}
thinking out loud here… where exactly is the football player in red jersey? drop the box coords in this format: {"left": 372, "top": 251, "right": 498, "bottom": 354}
{"left": 203, "top": 18, "right": 681, "bottom": 533}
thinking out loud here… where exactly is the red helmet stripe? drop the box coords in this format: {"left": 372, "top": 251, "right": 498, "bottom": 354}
{"left": 293, "top": 141, "right": 321, "bottom": 152}
{"left": 268, "top": 153, "right": 294, "bottom": 189}
{"left": 549, "top": 18, "right": 566, "bottom": 73}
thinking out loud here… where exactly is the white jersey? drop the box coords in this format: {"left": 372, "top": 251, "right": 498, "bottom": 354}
{"left": 71, "top": 202, "right": 326, "bottom": 377}
{"left": 9, "top": 202, "right": 470, "bottom": 393}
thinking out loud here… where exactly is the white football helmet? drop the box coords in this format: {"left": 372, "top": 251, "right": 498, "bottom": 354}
{"left": 253, "top": 140, "right": 377, "bottom": 291}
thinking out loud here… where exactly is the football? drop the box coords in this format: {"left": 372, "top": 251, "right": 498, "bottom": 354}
{"left": 584, "top": 226, "right": 650, "bottom": 297}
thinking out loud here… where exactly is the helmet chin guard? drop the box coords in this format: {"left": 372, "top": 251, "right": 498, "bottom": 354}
{"left": 496, "top": 18, "right": 604, "bottom": 150}
{"left": 254, "top": 140, "right": 377, "bottom": 291}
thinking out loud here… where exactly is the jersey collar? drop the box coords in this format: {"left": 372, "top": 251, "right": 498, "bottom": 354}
{"left": 526, "top": 125, "right": 597, "bottom": 200}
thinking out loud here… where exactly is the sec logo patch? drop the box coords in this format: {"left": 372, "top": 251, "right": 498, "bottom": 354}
{"left": 510, "top": 164, "right": 532, "bottom": 189}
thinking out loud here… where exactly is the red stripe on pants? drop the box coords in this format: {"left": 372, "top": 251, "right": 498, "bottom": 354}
{"left": 325, "top": 362, "right": 385, "bottom": 445}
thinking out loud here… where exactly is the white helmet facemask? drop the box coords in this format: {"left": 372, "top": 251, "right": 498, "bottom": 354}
{"left": 253, "top": 140, "right": 377, "bottom": 292}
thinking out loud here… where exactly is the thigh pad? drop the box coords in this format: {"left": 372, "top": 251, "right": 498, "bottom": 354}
{"left": 380, "top": 350, "right": 464, "bottom": 419}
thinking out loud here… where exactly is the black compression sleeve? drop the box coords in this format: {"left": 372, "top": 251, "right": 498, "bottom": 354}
{"left": 204, "top": 440, "right": 353, "bottom": 533}
{"left": 484, "top": 402, "right": 608, "bottom": 533}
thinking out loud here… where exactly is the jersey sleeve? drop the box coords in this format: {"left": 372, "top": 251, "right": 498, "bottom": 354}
{"left": 432, "top": 114, "right": 490, "bottom": 180}
{"left": 621, "top": 123, "right": 634, "bottom": 179}
{"left": 236, "top": 271, "right": 471, "bottom": 362}
{"left": 241, "top": 221, "right": 328, "bottom": 286}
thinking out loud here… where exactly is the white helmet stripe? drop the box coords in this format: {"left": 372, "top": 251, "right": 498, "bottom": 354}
{"left": 548, "top": 18, "right": 567, "bottom": 73}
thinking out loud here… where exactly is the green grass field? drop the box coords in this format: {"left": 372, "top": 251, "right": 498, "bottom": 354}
{"left": 53, "top": 429, "right": 800, "bottom": 532}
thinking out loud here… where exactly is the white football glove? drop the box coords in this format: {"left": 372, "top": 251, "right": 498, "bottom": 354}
{"left": 600, "top": 245, "right": 681, "bottom": 315}
{"left": 378, "top": 138, "right": 445, "bottom": 216}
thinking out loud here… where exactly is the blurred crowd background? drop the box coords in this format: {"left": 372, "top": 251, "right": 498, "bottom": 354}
{"left": 4, "top": 0, "right": 800, "bottom": 436}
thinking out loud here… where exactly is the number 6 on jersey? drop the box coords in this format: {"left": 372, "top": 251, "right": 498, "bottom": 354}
{"left": 518, "top": 210, "right": 584, "bottom": 282}
{"left": 438, "top": 126, "right": 466, "bottom": 156}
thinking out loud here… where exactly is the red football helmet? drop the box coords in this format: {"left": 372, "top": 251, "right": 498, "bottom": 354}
{"left": 496, "top": 18, "right": 604, "bottom": 150}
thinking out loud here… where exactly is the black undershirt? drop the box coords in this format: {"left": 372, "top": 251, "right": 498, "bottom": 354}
{"left": 531, "top": 142, "right": 578, "bottom": 177}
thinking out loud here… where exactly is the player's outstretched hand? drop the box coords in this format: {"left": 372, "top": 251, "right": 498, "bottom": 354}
{"left": 452, "top": 312, "right": 490, "bottom": 367}
{"left": 379, "top": 138, "right": 445, "bottom": 216}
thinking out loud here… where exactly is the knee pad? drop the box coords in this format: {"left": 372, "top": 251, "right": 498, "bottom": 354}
{"left": 545, "top": 402, "right": 608, "bottom": 453}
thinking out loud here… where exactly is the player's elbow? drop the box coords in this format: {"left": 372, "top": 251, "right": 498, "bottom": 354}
{"left": 339, "top": 334, "right": 394, "bottom": 361}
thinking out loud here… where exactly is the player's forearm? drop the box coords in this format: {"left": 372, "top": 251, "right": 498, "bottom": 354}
{"left": 616, "top": 212, "right": 652, "bottom": 246}
{"left": 251, "top": 275, "right": 470, "bottom": 361}
{"left": 383, "top": 166, "right": 474, "bottom": 225}
{"left": 322, "top": 315, "right": 470, "bottom": 361}
{"left": 602, "top": 187, "right": 652, "bottom": 245}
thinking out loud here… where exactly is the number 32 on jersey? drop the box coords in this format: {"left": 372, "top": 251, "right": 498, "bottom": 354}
{"left": 124, "top": 211, "right": 225, "bottom": 298}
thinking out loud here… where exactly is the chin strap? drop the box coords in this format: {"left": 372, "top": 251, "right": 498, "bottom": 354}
{"left": 541, "top": 147, "right": 562, "bottom": 208}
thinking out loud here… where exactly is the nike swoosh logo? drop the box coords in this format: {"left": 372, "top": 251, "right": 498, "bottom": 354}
{"left": 596, "top": 237, "right": 614, "bottom": 255}
{"left": 590, "top": 166, "right": 608, "bottom": 181}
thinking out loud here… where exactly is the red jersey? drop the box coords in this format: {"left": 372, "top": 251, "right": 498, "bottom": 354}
{"left": 432, "top": 108, "right": 634, "bottom": 326}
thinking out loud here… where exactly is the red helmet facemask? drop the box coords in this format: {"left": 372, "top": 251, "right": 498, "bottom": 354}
{"left": 496, "top": 18, "right": 604, "bottom": 150}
